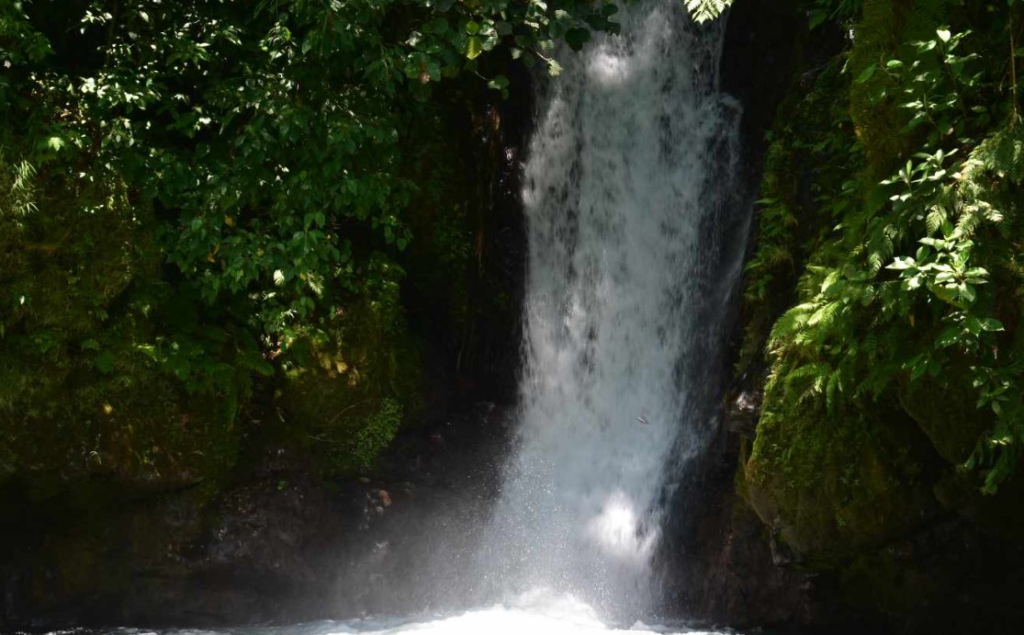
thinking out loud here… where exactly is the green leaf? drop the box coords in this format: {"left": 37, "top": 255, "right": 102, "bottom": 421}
{"left": 466, "top": 36, "right": 483, "bottom": 60}
{"left": 887, "top": 257, "right": 916, "bottom": 271}
{"left": 856, "top": 63, "right": 877, "bottom": 83}
{"left": 980, "top": 318, "right": 1004, "bottom": 332}
{"left": 565, "top": 27, "right": 590, "bottom": 52}
{"left": 428, "top": 17, "right": 449, "bottom": 34}
{"left": 95, "top": 351, "right": 116, "bottom": 374}
{"left": 936, "top": 326, "right": 960, "bottom": 347}
{"left": 488, "top": 74, "right": 510, "bottom": 91}
{"left": 683, "top": 0, "right": 733, "bottom": 23}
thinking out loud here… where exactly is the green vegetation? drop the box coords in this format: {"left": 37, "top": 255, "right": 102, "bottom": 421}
{"left": 745, "top": 0, "right": 1024, "bottom": 495}
{"left": 0, "top": 0, "right": 627, "bottom": 486}
{"left": 741, "top": 0, "right": 1024, "bottom": 576}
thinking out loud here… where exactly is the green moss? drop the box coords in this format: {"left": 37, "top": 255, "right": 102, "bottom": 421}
{"left": 0, "top": 160, "right": 239, "bottom": 485}
{"left": 737, "top": 58, "right": 858, "bottom": 377}
{"left": 847, "top": 0, "right": 915, "bottom": 179}
{"left": 847, "top": 0, "right": 963, "bottom": 181}
{"left": 277, "top": 256, "right": 422, "bottom": 475}
{"left": 351, "top": 398, "right": 404, "bottom": 471}
{"left": 745, "top": 393, "right": 937, "bottom": 566}
{"left": 898, "top": 372, "right": 990, "bottom": 465}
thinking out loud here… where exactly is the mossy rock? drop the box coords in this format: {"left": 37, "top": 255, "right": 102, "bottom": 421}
{"left": 898, "top": 373, "right": 991, "bottom": 466}
{"left": 847, "top": 0, "right": 961, "bottom": 181}
{"left": 744, "top": 396, "right": 941, "bottom": 566}
{"left": 0, "top": 299, "right": 238, "bottom": 486}
{"left": 11, "top": 482, "right": 212, "bottom": 619}
{"left": 277, "top": 266, "right": 423, "bottom": 475}
{"left": 847, "top": 0, "right": 914, "bottom": 180}
{"left": 0, "top": 166, "right": 239, "bottom": 486}
{"left": 837, "top": 548, "right": 944, "bottom": 623}
{"left": 0, "top": 376, "right": 234, "bottom": 489}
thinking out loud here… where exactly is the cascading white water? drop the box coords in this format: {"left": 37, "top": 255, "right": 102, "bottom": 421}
{"left": 479, "top": 0, "right": 745, "bottom": 618}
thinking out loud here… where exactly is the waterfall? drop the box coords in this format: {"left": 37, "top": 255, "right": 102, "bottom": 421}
{"left": 20, "top": 3, "right": 753, "bottom": 634}
{"left": 479, "top": 0, "right": 746, "bottom": 618}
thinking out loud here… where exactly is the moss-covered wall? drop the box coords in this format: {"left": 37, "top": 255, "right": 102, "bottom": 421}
{"left": 0, "top": 162, "right": 240, "bottom": 486}
{"left": 736, "top": 0, "right": 1024, "bottom": 629}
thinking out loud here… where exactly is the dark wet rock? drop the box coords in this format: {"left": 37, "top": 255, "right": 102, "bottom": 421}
{"left": 329, "top": 402, "right": 514, "bottom": 618}
{"left": 0, "top": 402, "right": 512, "bottom": 630}
{"left": 724, "top": 388, "right": 762, "bottom": 437}
{"left": 0, "top": 476, "right": 341, "bottom": 628}
{"left": 660, "top": 427, "right": 828, "bottom": 630}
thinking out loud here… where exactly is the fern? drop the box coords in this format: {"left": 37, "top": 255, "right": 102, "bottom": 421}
{"left": 971, "top": 127, "right": 1024, "bottom": 184}
{"left": 0, "top": 152, "right": 38, "bottom": 220}
{"left": 683, "top": 0, "right": 733, "bottom": 23}
{"left": 925, "top": 205, "right": 948, "bottom": 235}
{"left": 768, "top": 301, "right": 817, "bottom": 348}
{"left": 825, "top": 371, "right": 843, "bottom": 414}
{"left": 807, "top": 300, "right": 843, "bottom": 330}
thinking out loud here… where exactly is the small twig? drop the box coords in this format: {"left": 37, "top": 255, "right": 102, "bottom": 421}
{"left": 1011, "top": 12, "right": 1019, "bottom": 125}
{"left": 322, "top": 399, "right": 371, "bottom": 427}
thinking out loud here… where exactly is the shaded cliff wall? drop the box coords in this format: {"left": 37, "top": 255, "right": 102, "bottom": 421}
{"left": 684, "top": 1, "right": 1024, "bottom": 633}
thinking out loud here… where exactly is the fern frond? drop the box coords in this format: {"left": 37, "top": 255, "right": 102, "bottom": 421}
{"left": 971, "top": 126, "right": 1024, "bottom": 184}
{"left": 769, "top": 302, "right": 817, "bottom": 345}
{"left": 683, "top": 0, "right": 733, "bottom": 23}
{"left": 825, "top": 371, "right": 842, "bottom": 413}
{"left": 807, "top": 300, "right": 843, "bottom": 329}
{"left": 783, "top": 362, "right": 834, "bottom": 405}
{"left": 957, "top": 204, "right": 986, "bottom": 237}
{"left": 925, "top": 205, "right": 947, "bottom": 235}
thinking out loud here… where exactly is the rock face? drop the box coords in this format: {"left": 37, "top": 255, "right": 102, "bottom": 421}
{"left": 691, "top": 2, "right": 1024, "bottom": 634}
{"left": 0, "top": 402, "right": 512, "bottom": 630}
{"left": 1, "top": 465, "right": 346, "bottom": 628}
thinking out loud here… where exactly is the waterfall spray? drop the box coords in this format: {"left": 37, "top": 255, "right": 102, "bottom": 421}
{"left": 479, "top": 0, "right": 745, "bottom": 618}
